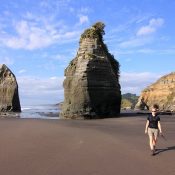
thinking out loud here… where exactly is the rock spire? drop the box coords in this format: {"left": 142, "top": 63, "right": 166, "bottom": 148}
{"left": 60, "top": 22, "right": 121, "bottom": 119}
{"left": 0, "top": 64, "right": 21, "bottom": 112}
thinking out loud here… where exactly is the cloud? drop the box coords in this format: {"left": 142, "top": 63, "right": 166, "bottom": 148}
{"left": 49, "top": 53, "right": 70, "bottom": 61}
{"left": 16, "top": 72, "right": 168, "bottom": 105}
{"left": 79, "top": 7, "right": 90, "bottom": 13}
{"left": 18, "top": 69, "right": 27, "bottom": 74}
{"left": 2, "top": 20, "right": 54, "bottom": 49}
{"left": 71, "top": 6, "right": 91, "bottom": 14}
{"left": 0, "top": 18, "right": 81, "bottom": 50}
{"left": 119, "top": 37, "right": 152, "bottom": 48}
{"left": 136, "top": 48, "right": 175, "bottom": 54}
{"left": 118, "top": 17, "right": 164, "bottom": 48}
{"left": 137, "top": 18, "right": 164, "bottom": 36}
{"left": 120, "top": 72, "right": 163, "bottom": 95}
{"left": 39, "top": 0, "right": 70, "bottom": 11}
{"left": 79, "top": 15, "right": 89, "bottom": 25}
{"left": 0, "top": 1, "right": 90, "bottom": 50}
{"left": 112, "top": 47, "right": 175, "bottom": 56}
{"left": 110, "top": 14, "right": 150, "bottom": 34}
{"left": 17, "top": 76, "right": 64, "bottom": 105}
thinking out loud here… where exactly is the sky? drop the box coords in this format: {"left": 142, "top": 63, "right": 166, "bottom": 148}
{"left": 0, "top": 0, "right": 175, "bottom": 106}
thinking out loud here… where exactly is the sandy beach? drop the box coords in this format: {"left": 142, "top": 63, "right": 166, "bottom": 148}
{"left": 0, "top": 114, "right": 175, "bottom": 175}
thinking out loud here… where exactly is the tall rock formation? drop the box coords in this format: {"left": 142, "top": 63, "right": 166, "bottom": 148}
{"left": 60, "top": 22, "right": 121, "bottom": 119}
{"left": 0, "top": 64, "right": 21, "bottom": 112}
{"left": 135, "top": 72, "right": 175, "bottom": 111}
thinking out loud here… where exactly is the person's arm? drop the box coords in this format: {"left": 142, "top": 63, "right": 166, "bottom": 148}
{"left": 145, "top": 120, "right": 149, "bottom": 134}
{"left": 158, "top": 121, "right": 162, "bottom": 134}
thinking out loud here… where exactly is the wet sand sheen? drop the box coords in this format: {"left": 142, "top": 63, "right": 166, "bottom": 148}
{"left": 0, "top": 115, "right": 174, "bottom": 175}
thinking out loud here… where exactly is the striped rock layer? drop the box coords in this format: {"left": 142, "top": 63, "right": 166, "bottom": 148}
{"left": 0, "top": 64, "right": 21, "bottom": 112}
{"left": 60, "top": 24, "right": 121, "bottom": 119}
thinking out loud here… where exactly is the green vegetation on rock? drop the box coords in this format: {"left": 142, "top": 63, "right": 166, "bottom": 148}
{"left": 80, "top": 22, "right": 105, "bottom": 42}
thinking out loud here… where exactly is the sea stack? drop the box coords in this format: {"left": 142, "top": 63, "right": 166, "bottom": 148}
{"left": 135, "top": 72, "right": 175, "bottom": 111}
{"left": 60, "top": 22, "right": 121, "bottom": 119}
{"left": 0, "top": 64, "right": 21, "bottom": 112}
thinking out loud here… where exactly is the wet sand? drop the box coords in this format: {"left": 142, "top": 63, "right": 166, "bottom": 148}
{"left": 0, "top": 115, "right": 175, "bottom": 175}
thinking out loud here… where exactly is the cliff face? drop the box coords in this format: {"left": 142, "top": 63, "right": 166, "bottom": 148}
{"left": 60, "top": 22, "right": 121, "bottom": 119}
{"left": 135, "top": 72, "right": 175, "bottom": 111}
{"left": 0, "top": 64, "right": 21, "bottom": 112}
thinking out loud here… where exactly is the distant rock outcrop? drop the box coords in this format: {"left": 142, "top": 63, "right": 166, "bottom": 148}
{"left": 60, "top": 22, "right": 121, "bottom": 119}
{"left": 135, "top": 72, "right": 175, "bottom": 111}
{"left": 122, "top": 93, "right": 139, "bottom": 109}
{"left": 0, "top": 64, "right": 21, "bottom": 112}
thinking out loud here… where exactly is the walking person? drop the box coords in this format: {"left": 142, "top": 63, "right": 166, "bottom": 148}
{"left": 145, "top": 105, "right": 163, "bottom": 156}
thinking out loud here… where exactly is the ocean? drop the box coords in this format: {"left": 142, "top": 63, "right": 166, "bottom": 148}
{"left": 20, "top": 104, "right": 59, "bottom": 119}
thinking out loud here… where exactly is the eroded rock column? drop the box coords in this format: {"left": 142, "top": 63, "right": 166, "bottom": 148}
{"left": 60, "top": 22, "right": 121, "bottom": 119}
{"left": 0, "top": 64, "right": 21, "bottom": 112}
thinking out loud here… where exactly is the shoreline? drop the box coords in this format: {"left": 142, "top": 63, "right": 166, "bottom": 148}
{"left": 0, "top": 109, "right": 174, "bottom": 119}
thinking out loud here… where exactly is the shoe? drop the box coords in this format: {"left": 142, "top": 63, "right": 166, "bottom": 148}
{"left": 151, "top": 149, "right": 155, "bottom": 156}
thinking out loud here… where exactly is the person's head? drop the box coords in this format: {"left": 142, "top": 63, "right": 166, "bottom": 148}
{"left": 151, "top": 108, "right": 157, "bottom": 114}
{"left": 153, "top": 104, "right": 159, "bottom": 110}
{"left": 151, "top": 104, "right": 159, "bottom": 115}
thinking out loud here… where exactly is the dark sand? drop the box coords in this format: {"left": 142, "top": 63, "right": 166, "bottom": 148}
{"left": 0, "top": 115, "right": 175, "bottom": 175}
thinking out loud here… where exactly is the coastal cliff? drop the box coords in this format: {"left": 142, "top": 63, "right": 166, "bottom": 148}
{"left": 60, "top": 22, "right": 121, "bottom": 119}
{"left": 0, "top": 64, "right": 21, "bottom": 112}
{"left": 135, "top": 72, "right": 175, "bottom": 111}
